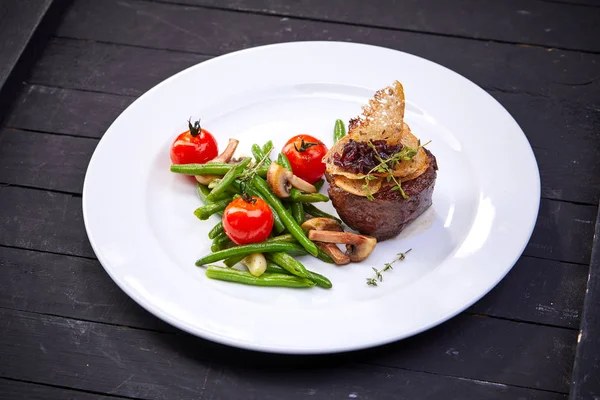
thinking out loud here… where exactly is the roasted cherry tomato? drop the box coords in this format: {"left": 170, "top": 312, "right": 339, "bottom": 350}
{"left": 282, "top": 134, "right": 328, "bottom": 184}
{"left": 170, "top": 119, "right": 218, "bottom": 164}
{"left": 223, "top": 195, "right": 274, "bottom": 245}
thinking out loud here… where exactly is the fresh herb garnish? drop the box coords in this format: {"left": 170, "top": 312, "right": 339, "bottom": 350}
{"left": 365, "top": 249, "right": 411, "bottom": 286}
{"left": 239, "top": 148, "right": 272, "bottom": 187}
{"left": 361, "top": 139, "right": 430, "bottom": 200}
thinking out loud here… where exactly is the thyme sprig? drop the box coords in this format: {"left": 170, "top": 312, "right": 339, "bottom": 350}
{"left": 361, "top": 139, "right": 431, "bottom": 200}
{"left": 366, "top": 249, "right": 412, "bottom": 286}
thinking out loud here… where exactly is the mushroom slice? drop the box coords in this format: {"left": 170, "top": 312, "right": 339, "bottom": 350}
{"left": 301, "top": 218, "right": 350, "bottom": 265}
{"left": 267, "top": 162, "right": 317, "bottom": 198}
{"left": 195, "top": 138, "right": 239, "bottom": 185}
{"left": 301, "top": 218, "right": 343, "bottom": 233}
{"left": 307, "top": 231, "right": 377, "bottom": 262}
{"left": 316, "top": 243, "right": 351, "bottom": 265}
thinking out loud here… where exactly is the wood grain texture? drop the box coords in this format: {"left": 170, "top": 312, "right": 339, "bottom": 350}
{"left": 467, "top": 257, "right": 588, "bottom": 328}
{"left": 0, "top": 0, "right": 57, "bottom": 124}
{"left": 0, "top": 128, "right": 97, "bottom": 194}
{"left": 570, "top": 208, "right": 600, "bottom": 399}
{"left": 0, "top": 186, "right": 92, "bottom": 258}
{"left": 30, "top": 39, "right": 209, "bottom": 97}
{"left": 0, "top": 308, "right": 572, "bottom": 397}
{"left": 0, "top": 244, "right": 585, "bottom": 332}
{"left": 14, "top": 41, "right": 600, "bottom": 203}
{"left": 4, "top": 84, "right": 134, "bottom": 139}
{"left": 0, "top": 246, "right": 172, "bottom": 332}
{"left": 156, "top": 0, "right": 600, "bottom": 53}
{"left": 53, "top": 0, "right": 600, "bottom": 102}
{"left": 0, "top": 379, "right": 114, "bottom": 400}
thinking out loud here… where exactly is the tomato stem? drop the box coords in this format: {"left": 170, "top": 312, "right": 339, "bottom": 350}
{"left": 241, "top": 192, "right": 256, "bottom": 204}
{"left": 294, "top": 139, "right": 322, "bottom": 152}
{"left": 187, "top": 118, "right": 202, "bottom": 137}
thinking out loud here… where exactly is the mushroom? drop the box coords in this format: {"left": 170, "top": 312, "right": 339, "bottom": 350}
{"left": 266, "top": 162, "right": 316, "bottom": 198}
{"left": 195, "top": 138, "right": 240, "bottom": 185}
{"left": 307, "top": 230, "right": 377, "bottom": 262}
{"left": 301, "top": 218, "right": 350, "bottom": 265}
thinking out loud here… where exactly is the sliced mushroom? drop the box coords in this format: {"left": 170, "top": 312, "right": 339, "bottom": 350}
{"left": 307, "top": 230, "right": 377, "bottom": 262}
{"left": 301, "top": 218, "right": 350, "bottom": 265}
{"left": 266, "top": 162, "right": 316, "bottom": 198}
{"left": 195, "top": 138, "right": 239, "bottom": 185}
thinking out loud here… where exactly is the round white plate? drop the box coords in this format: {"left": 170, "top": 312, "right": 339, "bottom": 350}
{"left": 83, "top": 41, "right": 540, "bottom": 354}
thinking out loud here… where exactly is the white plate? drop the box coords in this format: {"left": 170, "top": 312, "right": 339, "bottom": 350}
{"left": 83, "top": 42, "right": 540, "bottom": 354}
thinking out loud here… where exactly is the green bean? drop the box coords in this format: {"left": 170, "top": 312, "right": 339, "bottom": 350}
{"left": 211, "top": 234, "right": 232, "bottom": 252}
{"left": 231, "top": 180, "right": 286, "bottom": 233}
{"left": 252, "top": 143, "right": 273, "bottom": 165}
{"left": 292, "top": 202, "right": 304, "bottom": 224}
{"left": 206, "top": 158, "right": 251, "bottom": 202}
{"left": 195, "top": 242, "right": 305, "bottom": 265}
{"left": 266, "top": 234, "right": 334, "bottom": 264}
{"left": 194, "top": 197, "right": 232, "bottom": 220}
{"left": 261, "top": 141, "right": 274, "bottom": 157}
{"left": 265, "top": 261, "right": 332, "bottom": 289}
{"left": 172, "top": 161, "right": 267, "bottom": 177}
{"left": 334, "top": 119, "right": 346, "bottom": 143}
{"left": 251, "top": 175, "right": 319, "bottom": 257}
{"left": 314, "top": 178, "right": 324, "bottom": 192}
{"left": 303, "top": 203, "right": 342, "bottom": 224}
{"left": 264, "top": 252, "right": 308, "bottom": 278}
{"left": 206, "top": 266, "right": 315, "bottom": 288}
{"left": 289, "top": 190, "right": 329, "bottom": 203}
{"left": 208, "top": 221, "right": 224, "bottom": 239}
{"left": 212, "top": 231, "right": 230, "bottom": 245}
{"left": 197, "top": 183, "right": 230, "bottom": 204}
{"left": 171, "top": 163, "right": 234, "bottom": 175}
{"left": 265, "top": 234, "right": 296, "bottom": 243}
{"left": 223, "top": 254, "right": 245, "bottom": 268}
{"left": 277, "top": 152, "right": 293, "bottom": 170}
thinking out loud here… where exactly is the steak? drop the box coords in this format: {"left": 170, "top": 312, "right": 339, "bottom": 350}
{"left": 327, "top": 149, "right": 438, "bottom": 241}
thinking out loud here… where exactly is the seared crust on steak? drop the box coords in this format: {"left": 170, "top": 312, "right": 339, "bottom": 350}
{"left": 327, "top": 149, "right": 438, "bottom": 241}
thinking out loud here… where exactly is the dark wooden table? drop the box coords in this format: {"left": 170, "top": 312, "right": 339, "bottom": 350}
{"left": 1, "top": 1, "right": 599, "bottom": 399}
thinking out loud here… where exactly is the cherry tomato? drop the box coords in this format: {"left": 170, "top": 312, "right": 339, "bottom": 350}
{"left": 282, "top": 134, "right": 328, "bottom": 184}
{"left": 223, "top": 196, "right": 274, "bottom": 245}
{"left": 170, "top": 119, "right": 218, "bottom": 164}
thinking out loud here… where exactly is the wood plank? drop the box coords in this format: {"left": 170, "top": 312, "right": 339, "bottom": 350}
{"left": 491, "top": 91, "right": 600, "bottom": 205}
{"left": 528, "top": 200, "right": 596, "bottom": 265}
{"left": 0, "top": 378, "right": 114, "bottom": 400}
{"left": 0, "top": 246, "right": 171, "bottom": 332}
{"left": 19, "top": 40, "right": 600, "bottom": 204}
{"left": 569, "top": 207, "right": 600, "bottom": 400}
{"left": 30, "top": 39, "right": 209, "bottom": 97}
{"left": 0, "top": 128, "right": 97, "bottom": 194}
{"left": 52, "top": 0, "right": 600, "bottom": 102}
{"left": 0, "top": 186, "right": 93, "bottom": 258}
{"left": 0, "top": 244, "right": 585, "bottom": 332}
{"left": 468, "top": 257, "right": 588, "bottom": 329}
{"left": 4, "top": 84, "right": 134, "bottom": 139}
{"left": 0, "top": 0, "right": 58, "bottom": 123}
{"left": 157, "top": 0, "right": 600, "bottom": 53}
{"left": 0, "top": 308, "right": 571, "bottom": 397}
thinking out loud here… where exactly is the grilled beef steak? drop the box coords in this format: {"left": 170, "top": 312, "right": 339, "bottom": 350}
{"left": 327, "top": 149, "right": 437, "bottom": 241}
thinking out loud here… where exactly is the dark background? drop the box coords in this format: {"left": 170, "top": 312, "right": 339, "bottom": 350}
{"left": 0, "top": 0, "right": 599, "bottom": 399}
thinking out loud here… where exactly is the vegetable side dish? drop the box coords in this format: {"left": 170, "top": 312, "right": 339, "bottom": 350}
{"left": 169, "top": 80, "right": 435, "bottom": 289}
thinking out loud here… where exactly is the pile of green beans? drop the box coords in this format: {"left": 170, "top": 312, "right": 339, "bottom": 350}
{"left": 172, "top": 139, "right": 340, "bottom": 290}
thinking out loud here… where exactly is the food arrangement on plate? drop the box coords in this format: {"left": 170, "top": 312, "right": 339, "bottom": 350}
{"left": 169, "top": 80, "right": 437, "bottom": 289}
